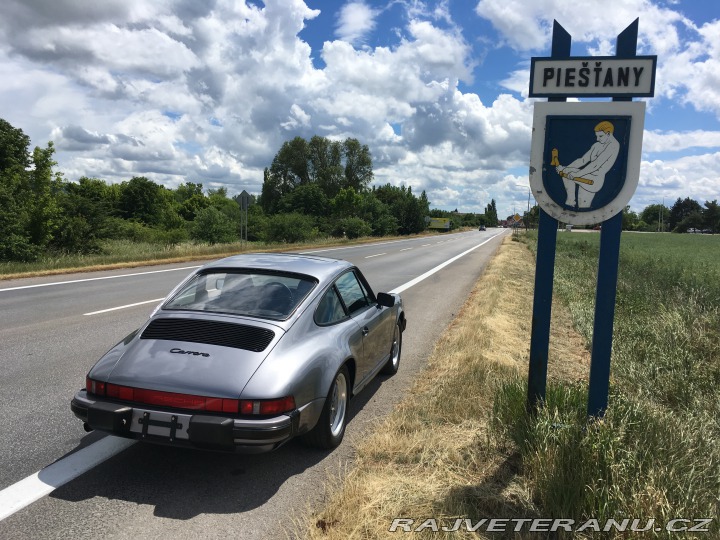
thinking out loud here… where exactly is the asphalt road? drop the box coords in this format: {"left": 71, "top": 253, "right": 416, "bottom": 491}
{"left": 0, "top": 229, "right": 508, "bottom": 539}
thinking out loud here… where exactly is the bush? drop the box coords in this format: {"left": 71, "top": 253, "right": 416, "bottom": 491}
{"left": 333, "top": 217, "right": 372, "bottom": 239}
{"left": 371, "top": 214, "right": 398, "bottom": 236}
{"left": 0, "top": 233, "right": 40, "bottom": 262}
{"left": 265, "top": 212, "right": 318, "bottom": 243}
{"left": 153, "top": 227, "right": 189, "bottom": 246}
{"left": 51, "top": 216, "right": 102, "bottom": 254}
{"left": 190, "top": 207, "right": 238, "bottom": 244}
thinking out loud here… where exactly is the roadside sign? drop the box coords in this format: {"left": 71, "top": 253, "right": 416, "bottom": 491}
{"left": 529, "top": 101, "right": 645, "bottom": 226}
{"left": 530, "top": 56, "right": 656, "bottom": 98}
{"left": 238, "top": 190, "right": 251, "bottom": 210}
{"left": 527, "top": 18, "right": 653, "bottom": 419}
{"left": 428, "top": 217, "right": 451, "bottom": 230}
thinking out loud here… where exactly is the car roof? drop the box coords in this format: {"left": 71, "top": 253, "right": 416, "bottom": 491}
{"left": 200, "top": 252, "right": 353, "bottom": 282}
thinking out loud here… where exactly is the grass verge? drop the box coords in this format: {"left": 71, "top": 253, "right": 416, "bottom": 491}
{"left": 295, "top": 232, "right": 719, "bottom": 539}
{"left": 295, "top": 235, "right": 590, "bottom": 539}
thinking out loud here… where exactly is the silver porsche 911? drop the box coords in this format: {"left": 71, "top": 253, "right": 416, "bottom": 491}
{"left": 71, "top": 253, "right": 406, "bottom": 453}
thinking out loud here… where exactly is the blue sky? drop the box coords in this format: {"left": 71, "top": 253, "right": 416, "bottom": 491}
{"left": 0, "top": 0, "right": 718, "bottom": 218}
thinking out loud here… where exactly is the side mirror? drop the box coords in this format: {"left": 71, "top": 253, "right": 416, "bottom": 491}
{"left": 376, "top": 292, "right": 395, "bottom": 308}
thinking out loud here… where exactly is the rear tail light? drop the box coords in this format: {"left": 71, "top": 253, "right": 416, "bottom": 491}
{"left": 85, "top": 378, "right": 295, "bottom": 416}
{"left": 240, "top": 396, "right": 295, "bottom": 415}
{"left": 86, "top": 377, "right": 106, "bottom": 396}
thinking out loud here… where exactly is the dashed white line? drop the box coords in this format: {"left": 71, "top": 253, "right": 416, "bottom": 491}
{"left": 364, "top": 253, "right": 386, "bottom": 259}
{"left": 84, "top": 298, "right": 165, "bottom": 316}
{"left": 400, "top": 248, "right": 413, "bottom": 252}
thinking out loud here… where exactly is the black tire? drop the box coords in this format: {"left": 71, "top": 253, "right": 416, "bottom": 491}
{"left": 380, "top": 321, "right": 402, "bottom": 375}
{"left": 302, "top": 365, "right": 350, "bottom": 449}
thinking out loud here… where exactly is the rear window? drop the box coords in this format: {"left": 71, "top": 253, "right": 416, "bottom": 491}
{"left": 164, "top": 270, "right": 316, "bottom": 320}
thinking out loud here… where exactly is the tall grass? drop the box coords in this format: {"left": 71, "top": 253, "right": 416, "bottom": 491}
{"left": 493, "top": 232, "right": 720, "bottom": 537}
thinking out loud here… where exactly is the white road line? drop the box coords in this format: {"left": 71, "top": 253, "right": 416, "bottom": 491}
{"left": 400, "top": 248, "right": 413, "bottom": 252}
{"left": 300, "top": 231, "right": 473, "bottom": 254}
{"left": 84, "top": 298, "right": 165, "bottom": 316}
{"left": 389, "top": 231, "right": 504, "bottom": 295}
{"left": 364, "top": 253, "right": 386, "bottom": 259}
{"left": 0, "top": 437, "right": 136, "bottom": 521}
{"left": 0, "top": 229, "right": 507, "bottom": 522}
{"left": 301, "top": 238, "right": 415, "bottom": 254}
{"left": 0, "top": 266, "right": 201, "bottom": 293}
{"left": 421, "top": 244, "right": 432, "bottom": 247}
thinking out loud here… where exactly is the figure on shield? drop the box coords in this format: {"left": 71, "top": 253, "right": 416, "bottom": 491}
{"left": 552, "top": 120, "right": 620, "bottom": 209}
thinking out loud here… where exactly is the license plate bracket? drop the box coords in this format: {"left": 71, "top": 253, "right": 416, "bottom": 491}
{"left": 137, "top": 411, "right": 184, "bottom": 442}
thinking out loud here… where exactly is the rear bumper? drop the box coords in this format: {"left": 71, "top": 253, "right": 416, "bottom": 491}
{"left": 71, "top": 389, "right": 310, "bottom": 453}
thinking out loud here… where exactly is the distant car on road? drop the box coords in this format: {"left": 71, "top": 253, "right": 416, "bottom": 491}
{"left": 72, "top": 253, "right": 406, "bottom": 453}
{"left": 478, "top": 225, "right": 486, "bottom": 231}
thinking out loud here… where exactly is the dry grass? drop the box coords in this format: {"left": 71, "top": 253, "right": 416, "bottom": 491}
{"left": 295, "top": 235, "right": 591, "bottom": 539}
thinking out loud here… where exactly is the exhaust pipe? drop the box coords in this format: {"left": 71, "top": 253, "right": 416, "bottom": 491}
{"left": 83, "top": 422, "right": 93, "bottom": 433}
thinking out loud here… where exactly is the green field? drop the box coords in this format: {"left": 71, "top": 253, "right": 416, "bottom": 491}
{"left": 494, "top": 231, "right": 719, "bottom": 536}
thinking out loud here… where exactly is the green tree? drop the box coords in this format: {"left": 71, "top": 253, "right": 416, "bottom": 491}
{"left": 308, "top": 136, "right": 344, "bottom": 198}
{"left": 208, "top": 187, "right": 241, "bottom": 225}
{"left": 331, "top": 187, "right": 363, "bottom": 218}
{"left": 333, "top": 217, "right": 372, "bottom": 239}
{"left": 179, "top": 193, "right": 210, "bottom": 221}
{"left": 342, "top": 138, "right": 373, "bottom": 192}
{"left": 0, "top": 167, "right": 36, "bottom": 260}
{"left": 118, "top": 176, "right": 166, "bottom": 226}
{"left": 260, "top": 167, "right": 283, "bottom": 214}
{"left": 374, "top": 184, "right": 427, "bottom": 234}
{"left": 677, "top": 211, "right": 704, "bottom": 233}
{"left": 523, "top": 205, "right": 540, "bottom": 229}
{"left": 246, "top": 204, "right": 268, "bottom": 241}
{"left": 0, "top": 118, "right": 31, "bottom": 171}
{"left": 261, "top": 136, "right": 375, "bottom": 214}
{"left": 0, "top": 120, "right": 62, "bottom": 260}
{"left": 265, "top": 212, "right": 318, "bottom": 243}
{"left": 53, "top": 177, "right": 115, "bottom": 253}
{"left": 190, "top": 206, "right": 237, "bottom": 244}
{"left": 669, "top": 197, "right": 702, "bottom": 231}
{"left": 702, "top": 200, "right": 719, "bottom": 233}
{"left": 174, "top": 181, "right": 204, "bottom": 203}
{"left": 484, "top": 199, "right": 498, "bottom": 226}
{"left": 26, "top": 143, "right": 62, "bottom": 248}
{"left": 279, "top": 182, "right": 329, "bottom": 217}
{"left": 263, "top": 137, "right": 307, "bottom": 213}
{"left": 622, "top": 205, "right": 640, "bottom": 230}
{"left": 356, "top": 191, "right": 398, "bottom": 236}
{"left": 639, "top": 203, "right": 670, "bottom": 232}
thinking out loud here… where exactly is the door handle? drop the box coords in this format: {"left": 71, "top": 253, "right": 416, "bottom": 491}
{"left": 362, "top": 327, "right": 369, "bottom": 336}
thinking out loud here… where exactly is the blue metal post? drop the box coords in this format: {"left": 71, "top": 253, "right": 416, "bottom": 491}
{"left": 587, "top": 212, "right": 622, "bottom": 417}
{"left": 586, "top": 19, "right": 638, "bottom": 418}
{"left": 527, "top": 209, "right": 558, "bottom": 412}
{"left": 527, "top": 20, "right": 569, "bottom": 413}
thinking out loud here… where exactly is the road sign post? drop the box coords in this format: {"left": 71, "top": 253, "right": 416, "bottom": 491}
{"left": 526, "top": 21, "right": 567, "bottom": 414}
{"left": 238, "top": 190, "right": 251, "bottom": 250}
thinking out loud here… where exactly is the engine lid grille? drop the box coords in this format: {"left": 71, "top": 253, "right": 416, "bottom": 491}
{"left": 141, "top": 318, "right": 275, "bottom": 353}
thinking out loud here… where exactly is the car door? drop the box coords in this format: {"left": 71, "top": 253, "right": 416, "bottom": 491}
{"left": 334, "top": 270, "right": 393, "bottom": 386}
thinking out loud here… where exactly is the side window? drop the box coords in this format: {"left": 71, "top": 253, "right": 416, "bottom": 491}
{"left": 355, "top": 271, "right": 376, "bottom": 303}
{"left": 335, "top": 271, "right": 371, "bottom": 315}
{"left": 315, "top": 287, "right": 347, "bottom": 325}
